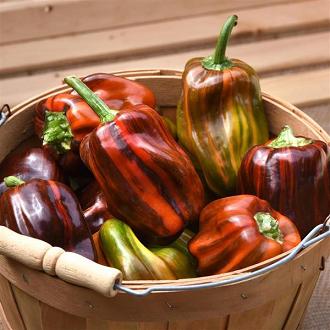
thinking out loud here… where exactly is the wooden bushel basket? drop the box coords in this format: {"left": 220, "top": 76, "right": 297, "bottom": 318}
{"left": 0, "top": 70, "right": 329, "bottom": 330}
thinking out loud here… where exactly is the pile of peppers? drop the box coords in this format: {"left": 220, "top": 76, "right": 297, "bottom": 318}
{"left": 1, "top": 15, "right": 328, "bottom": 280}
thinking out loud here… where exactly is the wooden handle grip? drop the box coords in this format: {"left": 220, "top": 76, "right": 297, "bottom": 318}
{"left": 55, "top": 252, "right": 122, "bottom": 297}
{"left": 0, "top": 226, "right": 123, "bottom": 297}
{"left": 0, "top": 226, "right": 52, "bottom": 270}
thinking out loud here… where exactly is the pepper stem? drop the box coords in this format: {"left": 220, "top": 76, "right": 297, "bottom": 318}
{"left": 268, "top": 125, "right": 312, "bottom": 148}
{"left": 214, "top": 15, "right": 238, "bottom": 64}
{"left": 254, "top": 212, "right": 283, "bottom": 244}
{"left": 4, "top": 176, "right": 25, "bottom": 187}
{"left": 202, "top": 15, "right": 238, "bottom": 70}
{"left": 64, "top": 76, "right": 118, "bottom": 123}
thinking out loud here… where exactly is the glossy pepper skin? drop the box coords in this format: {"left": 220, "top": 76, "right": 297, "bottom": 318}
{"left": 238, "top": 126, "right": 330, "bottom": 237}
{"left": 64, "top": 76, "right": 205, "bottom": 245}
{"left": 34, "top": 73, "right": 156, "bottom": 174}
{"left": 78, "top": 181, "right": 111, "bottom": 234}
{"left": 189, "top": 195, "right": 301, "bottom": 276}
{"left": 83, "top": 195, "right": 111, "bottom": 234}
{"left": 0, "top": 147, "right": 64, "bottom": 196}
{"left": 100, "top": 219, "right": 196, "bottom": 280}
{"left": 0, "top": 177, "right": 96, "bottom": 261}
{"left": 34, "top": 73, "right": 156, "bottom": 149}
{"left": 177, "top": 15, "right": 268, "bottom": 196}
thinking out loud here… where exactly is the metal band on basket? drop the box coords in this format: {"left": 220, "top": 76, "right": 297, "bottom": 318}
{"left": 0, "top": 104, "right": 11, "bottom": 127}
{"left": 115, "top": 217, "right": 330, "bottom": 296}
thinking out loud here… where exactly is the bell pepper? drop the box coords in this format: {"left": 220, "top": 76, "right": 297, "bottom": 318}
{"left": 0, "top": 176, "right": 96, "bottom": 261}
{"left": 189, "top": 195, "right": 301, "bottom": 275}
{"left": 77, "top": 180, "right": 111, "bottom": 234}
{"left": 100, "top": 219, "right": 196, "bottom": 280}
{"left": 34, "top": 73, "right": 156, "bottom": 152}
{"left": 92, "top": 231, "right": 109, "bottom": 266}
{"left": 0, "top": 147, "right": 64, "bottom": 196}
{"left": 34, "top": 73, "right": 156, "bottom": 175}
{"left": 238, "top": 125, "right": 330, "bottom": 237}
{"left": 64, "top": 76, "right": 205, "bottom": 245}
{"left": 83, "top": 195, "right": 111, "bottom": 234}
{"left": 177, "top": 15, "right": 269, "bottom": 196}
{"left": 78, "top": 180, "right": 103, "bottom": 209}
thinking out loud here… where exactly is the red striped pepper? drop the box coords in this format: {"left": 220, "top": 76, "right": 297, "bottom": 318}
{"left": 189, "top": 195, "right": 301, "bottom": 275}
{"left": 0, "top": 176, "right": 96, "bottom": 260}
{"left": 238, "top": 126, "right": 330, "bottom": 237}
{"left": 0, "top": 147, "right": 64, "bottom": 196}
{"left": 34, "top": 73, "right": 156, "bottom": 173}
{"left": 79, "top": 181, "right": 111, "bottom": 234}
{"left": 65, "top": 76, "right": 205, "bottom": 245}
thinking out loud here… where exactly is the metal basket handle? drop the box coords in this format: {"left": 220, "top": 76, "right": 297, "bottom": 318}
{"left": 115, "top": 217, "right": 330, "bottom": 296}
{"left": 0, "top": 218, "right": 329, "bottom": 297}
{"left": 0, "top": 104, "right": 11, "bottom": 127}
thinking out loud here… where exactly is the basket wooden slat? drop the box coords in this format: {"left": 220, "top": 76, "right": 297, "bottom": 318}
{"left": 0, "top": 70, "right": 329, "bottom": 330}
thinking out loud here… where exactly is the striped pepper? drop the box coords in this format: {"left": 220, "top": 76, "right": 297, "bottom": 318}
{"left": 0, "top": 176, "right": 96, "bottom": 260}
{"left": 189, "top": 195, "right": 301, "bottom": 275}
{"left": 34, "top": 73, "right": 156, "bottom": 174}
{"left": 64, "top": 76, "right": 205, "bottom": 245}
{"left": 100, "top": 219, "right": 196, "bottom": 280}
{"left": 0, "top": 147, "right": 64, "bottom": 196}
{"left": 79, "top": 181, "right": 111, "bottom": 234}
{"left": 238, "top": 126, "right": 330, "bottom": 237}
{"left": 177, "top": 15, "right": 269, "bottom": 196}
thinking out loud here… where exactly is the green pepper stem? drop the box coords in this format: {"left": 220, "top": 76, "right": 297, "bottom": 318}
{"left": 254, "top": 212, "right": 283, "bottom": 244}
{"left": 214, "top": 15, "right": 238, "bottom": 65}
{"left": 268, "top": 125, "right": 312, "bottom": 148}
{"left": 64, "top": 76, "right": 118, "bottom": 123}
{"left": 4, "top": 176, "right": 25, "bottom": 187}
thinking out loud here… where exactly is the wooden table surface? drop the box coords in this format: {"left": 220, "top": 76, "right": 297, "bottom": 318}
{"left": 0, "top": 0, "right": 329, "bottom": 329}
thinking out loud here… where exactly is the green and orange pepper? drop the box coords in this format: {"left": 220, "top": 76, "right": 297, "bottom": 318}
{"left": 99, "top": 219, "right": 196, "bottom": 280}
{"left": 177, "top": 15, "right": 269, "bottom": 196}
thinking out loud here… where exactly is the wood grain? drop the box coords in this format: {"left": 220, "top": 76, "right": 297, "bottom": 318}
{"left": 0, "top": 0, "right": 306, "bottom": 44}
{"left": 40, "top": 303, "right": 86, "bottom": 330}
{"left": 1, "top": 0, "right": 328, "bottom": 75}
{"left": 284, "top": 274, "right": 321, "bottom": 329}
{"left": 261, "top": 67, "right": 330, "bottom": 108}
{"left": 0, "top": 274, "right": 24, "bottom": 330}
{"left": 1, "top": 31, "right": 329, "bottom": 107}
{"left": 11, "top": 285, "right": 43, "bottom": 330}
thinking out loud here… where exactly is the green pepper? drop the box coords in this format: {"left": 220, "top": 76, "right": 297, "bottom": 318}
{"left": 99, "top": 219, "right": 196, "bottom": 280}
{"left": 177, "top": 15, "right": 269, "bottom": 196}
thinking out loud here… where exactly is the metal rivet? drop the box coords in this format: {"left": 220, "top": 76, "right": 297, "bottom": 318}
{"left": 166, "top": 302, "right": 175, "bottom": 309}
{"left": 241, "top": 293, "right": 248, "bottom": 299}
{"left": 300, "top": 265, "right": 307, "bottom": 271}
{"left": 86, "top": 301, "right": 94, "bottom": 309}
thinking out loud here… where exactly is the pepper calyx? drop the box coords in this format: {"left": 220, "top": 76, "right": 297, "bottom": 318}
{"left": 254, "top": 212, "right": 284, "bottom": 244}
{"left": 202, "top": 15, "right": 238, "bottom": 71}
{"left": 202, "top": 56, "right": 233, "bottom": 71}
{"left": 268, "top": 125, "right": 312, "bottom": 148}
{"left": 43, "top": 111, "right": 73, "bottom": 154}
{"left": 4, "top": 176, "right": 25, "bottom": 187}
